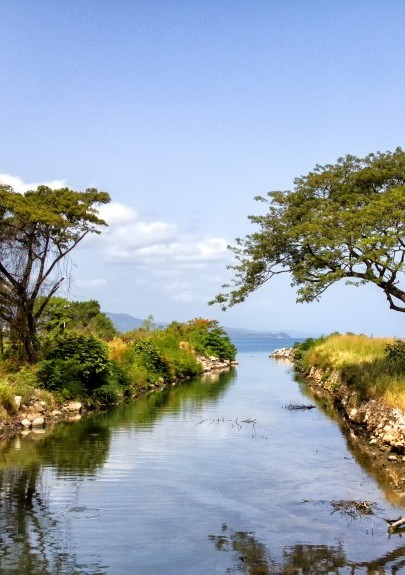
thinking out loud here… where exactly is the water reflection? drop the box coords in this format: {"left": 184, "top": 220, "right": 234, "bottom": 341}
{"left": 0, "top": 466, "right": 107, "bottom": 574}
{"left": 296, "top": 375, "right": 405, "bottom": 508}
{"left": 0, "top": 369, "right": 236, "bottom": 574}
{"left": 209, "top": 523, "right": 405, "bottom": 574}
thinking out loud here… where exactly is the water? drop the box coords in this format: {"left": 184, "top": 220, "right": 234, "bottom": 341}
{"left": 1, "top": 339, "right": 405, "bottom": 574}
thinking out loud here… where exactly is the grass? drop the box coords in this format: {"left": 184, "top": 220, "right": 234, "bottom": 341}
{"left": 297, "top": 334, "right": 405, "bottom": 410}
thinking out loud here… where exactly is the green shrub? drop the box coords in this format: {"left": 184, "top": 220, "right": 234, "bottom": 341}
{"left": 37, "top": 333, "right": 112, "bottom": 398}
{"left": 131, "top": 339, "right": 173, "bottom": 383}
{"left": 385, "top": 340, "right": 405, "bottom": 366}
{"left": 200, "top": 332, "right": 236, "bottom": 361}
{"left": 92, "top": 382, "right": 121, "bottom": 405}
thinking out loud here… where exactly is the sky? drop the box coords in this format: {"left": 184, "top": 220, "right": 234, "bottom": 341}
{"left": 1, "top": 0, "right": 405, "bottom": 336}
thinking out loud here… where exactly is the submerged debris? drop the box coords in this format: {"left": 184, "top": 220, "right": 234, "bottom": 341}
{"left": 330, "top": 499, "right": 376, "bottom": 518}
{"left": 284, "top": 403, "right": 316, "bottom": 411}
{"left": 385, "top": 516, "right": 405, "bottom": 534}
{"left": 303, "top": 498, "right": 377, "bottom": 520}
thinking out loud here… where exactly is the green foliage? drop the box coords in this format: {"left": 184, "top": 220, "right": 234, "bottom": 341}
{"left": 211, "top": 148, "right": 405, "bottom": 314}
{"left": 293, "top": 337, "right": 325, "bottom": 369}
{"left": 37, "top": 297, "right": 117, "bottom": 340}
{"left": 0, "top": 183, "right": 110, "bottom": 362}
{"left": 172, "top": 318, "right": 237, "bottom": 362}
{"left": 130, "top": 339, "right": 173, "bottom": 383}
{"left": 37, "top": 333, "right": 111, "bottom": 398}
{"left": 201, "top": 332, "right": 237, "bottom": 361}
{"left": 385, "top": 340, "right": 405, "bottom": 365}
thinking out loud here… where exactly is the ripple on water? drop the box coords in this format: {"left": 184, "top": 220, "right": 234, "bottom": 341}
{"left": 59, "top": 506, "right": 107, "bottom": 520}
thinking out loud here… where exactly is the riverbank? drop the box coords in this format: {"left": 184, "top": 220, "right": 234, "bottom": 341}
{"left": 278, "top": 335, "right": 405, "bottom": 500}
{"left": 0, "top": 354, "right": 237, "bottom": 441}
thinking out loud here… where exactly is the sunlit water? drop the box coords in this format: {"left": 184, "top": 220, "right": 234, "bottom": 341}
{"left": 2, "top": 339, "right": 405, "bottom": 574}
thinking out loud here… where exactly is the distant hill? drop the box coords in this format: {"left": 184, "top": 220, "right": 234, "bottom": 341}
{"left": 106, "top": 312, "right": 292, "bottom": 339}
{"left": 105, "top": 313, "right": 145, "bottom": 332}
{"left": 222, "top": 326, "right": 291, "bottom": 339}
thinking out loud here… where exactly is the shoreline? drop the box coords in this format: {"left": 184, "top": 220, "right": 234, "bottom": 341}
{"left": 0, "top": 356, "right": 238, "bottom": 442}
{"left": 271, "top": 347, "right": 405, "bottom": 501}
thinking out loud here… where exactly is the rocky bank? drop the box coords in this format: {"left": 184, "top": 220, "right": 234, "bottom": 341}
{"left": 271, "top": 347, "right": 405, "bottom": 499}
{"left": 0, "top": 355, "right": 237, "bottom": 441}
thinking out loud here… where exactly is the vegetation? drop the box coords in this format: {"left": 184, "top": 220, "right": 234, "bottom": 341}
{"left": 0, "top": 183, "right": 110, "bottom": 362}
{"left": 211, "top": 148, "right": 405, "bottom": 315}
{"left": 0, "top": 300, "right": 236, "bottom": 417}
{"left": 294, "top": 334, "right": 405, "bottom": 409}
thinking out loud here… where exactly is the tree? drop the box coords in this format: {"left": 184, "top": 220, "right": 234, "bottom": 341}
{"left": 0, "top": 184, "right": 110, "bottom": 362}
{"left": 36, "top": 297, "right": 117, "bottom": 340}
{"left": 210, "top": 148, "right": 405, "bottom": 313}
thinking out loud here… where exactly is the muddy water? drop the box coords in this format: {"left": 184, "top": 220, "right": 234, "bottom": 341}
{"left": 1, "top": 339, "right": 405, "bottom": 574}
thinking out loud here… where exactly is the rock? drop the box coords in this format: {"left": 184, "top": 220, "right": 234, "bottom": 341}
{"left": 33, "top": 401, "right": 45, "bottom": 413}
{"left": 14, "top": 396, "right": 22, "bottom": 410}
{"left": 50, "top": 410, "right": 63, "bottom": 417}
{"left": 271, "top": 347, "right": 294, "bottom": 360}
{"left": 31, "top": 417, "right": 45, "bottom": 427}
{"left": 388, "top": 455, "right": 399, "bottom": 462}
{"left": 20, "top": 418, "right": 31, "bottom": 429}
{"left": 27, "top": 413, "right": 41, "bottom": 422}
{"left": 65, "top": 401, "right": 82, "bottom": 412}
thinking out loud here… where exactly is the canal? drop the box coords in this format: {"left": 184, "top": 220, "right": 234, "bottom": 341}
{"left": 1, "top": 338, "right": 405, "bottom": 574}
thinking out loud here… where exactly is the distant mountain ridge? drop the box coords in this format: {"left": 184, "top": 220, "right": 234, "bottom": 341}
{"left": 105, "top": 312, "right": 293, "bottom": 339}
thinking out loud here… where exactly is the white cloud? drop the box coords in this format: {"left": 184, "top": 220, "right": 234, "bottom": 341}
{"left": 99, "top": 203, "right": 229, "bottom": 269}
{"left": 98, "top": 202, "right": 138, "bottom": 225}
{"left": 0, "top": 175, "right": 232, "bottom": 313}
{"left": 0, "top": 173, "right": 66, "bottom": 193}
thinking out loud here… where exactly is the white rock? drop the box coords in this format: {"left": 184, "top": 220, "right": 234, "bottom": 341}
{"left": 14, "top": 396, "right": 22, "bottom": 410}
{"left": 66, "top": 401, "right": 82, "bottom": 412}
{"left": 20, "top": 418, "right": 31, "bottom": 429}
{"left": 31, "top": 417, "right": 45, "bottom": 427}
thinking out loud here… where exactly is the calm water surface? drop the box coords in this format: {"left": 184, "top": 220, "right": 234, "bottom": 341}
{"left": 2, "top": 339, "right": 405, "bottom": 574}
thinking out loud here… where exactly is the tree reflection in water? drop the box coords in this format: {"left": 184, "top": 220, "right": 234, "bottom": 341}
{"left": 0, "top": 466, "right": 107, "bottom": 575}
{"left": 0, "top": 424, "right": 110, "bottom": 575}
{"left": 209, "top": 523, "right": 405, "bottom": 574}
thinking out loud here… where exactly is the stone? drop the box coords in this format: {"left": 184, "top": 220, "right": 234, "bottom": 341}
{"left": 66, "top": 401, "right": 82, "bottom": 412}
{"left": 50, "top": 410, "right": 63, "bottom": 417}
{"left": 20, "top": 418, "right": 31, "bottom": 429}
{"left": 388, "top": 455, "right": 398, "bottom": 462}
{"left": 14, "top": 396, "right": 22, "bottom": 410}
{"left": 31, "top": 417, "right": 45, "bottom": 427}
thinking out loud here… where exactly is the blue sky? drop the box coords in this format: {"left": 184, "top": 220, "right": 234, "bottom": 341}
{"left": 1, "top": 0, "right": 405, "bottom": 336}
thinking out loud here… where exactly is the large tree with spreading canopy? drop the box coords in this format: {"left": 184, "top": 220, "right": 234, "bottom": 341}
{"left": 0, "top": 184, "right": 110, "bottom": 362}
{"left": 210, "top": 148, "right": 405, "bottom": 314}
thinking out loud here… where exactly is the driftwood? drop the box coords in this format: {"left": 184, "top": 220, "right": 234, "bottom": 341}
{"left": 386, "top": 516, "right": 405, "bottom": 533}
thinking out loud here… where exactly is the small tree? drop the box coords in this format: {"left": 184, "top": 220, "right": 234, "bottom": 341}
{"left": 0, "top": 184, "right": 110, "bottom": 362}
{"left": 211, "top": 148, "right": 405, "bottom": 313}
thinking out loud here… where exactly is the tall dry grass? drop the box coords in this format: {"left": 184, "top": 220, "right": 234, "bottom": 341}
{"left": 298, "top": 334, "right": 405, "bottom": 410}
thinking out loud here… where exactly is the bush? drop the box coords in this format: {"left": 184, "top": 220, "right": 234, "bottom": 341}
{"left": 131, "top": 339, "right": 173, "bottom": 383}
{"left": 386, "top": 340, "right": 405, "bottom": 366}
{"left": 37, "top": 333, "right": 112, "bottom": 398}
